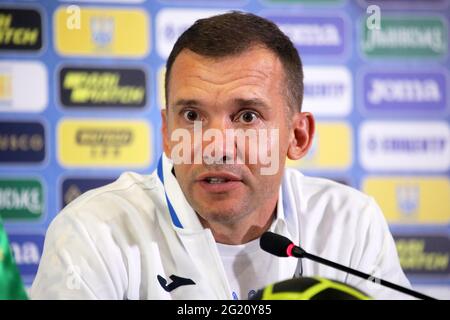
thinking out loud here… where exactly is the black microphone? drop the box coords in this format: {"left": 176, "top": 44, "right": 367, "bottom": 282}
{"left": 260, "top": 231, "right": 436, "bottom": 300}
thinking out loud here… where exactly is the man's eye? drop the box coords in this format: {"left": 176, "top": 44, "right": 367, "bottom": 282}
{"left": 237, "top": 111, "right": 259, "bottom": 124}
{"left": 183, "top": 110, "right": 199, "bottom": 122}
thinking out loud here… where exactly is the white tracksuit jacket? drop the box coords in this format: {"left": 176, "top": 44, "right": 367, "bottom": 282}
{"left": 30, "top": 154, "right": 412, "bottom": 299}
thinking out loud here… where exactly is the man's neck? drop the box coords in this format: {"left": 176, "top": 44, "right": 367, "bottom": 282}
{"left": 198, "top": 201, "right": 278, "bottom": 245}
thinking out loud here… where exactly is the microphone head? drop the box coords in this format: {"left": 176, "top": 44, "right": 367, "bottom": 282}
{"left": 260, "top": 232, "right": 293, "bottom": 257}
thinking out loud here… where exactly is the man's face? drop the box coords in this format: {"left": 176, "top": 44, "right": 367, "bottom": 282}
{"left": 162, "top": 46, "right": 298, "bottom": 226}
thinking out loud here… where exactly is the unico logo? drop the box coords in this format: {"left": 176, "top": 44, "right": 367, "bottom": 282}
{"left": 0, "top": 121, "right": 46, "bottom": 164}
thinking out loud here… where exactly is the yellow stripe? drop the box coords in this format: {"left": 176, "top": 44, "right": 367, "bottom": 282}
{"left": 313, "top": 277, "right": 371, "bottom": 300}
{"left": 261, "top": 280, "right": 328, "bottom": 300}
{"left": 261, "top": 278, "right": 371, "bottom": 300}
{"left": 297, "top": 281, "right": 330, "bottom": 299}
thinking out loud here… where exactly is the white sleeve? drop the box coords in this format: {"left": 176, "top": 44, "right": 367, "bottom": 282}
{"left": 346, "top": 197, "right": 413, "bottom": 300}
{"left": 30, "top": 211, "right": 126, "bottom": 300}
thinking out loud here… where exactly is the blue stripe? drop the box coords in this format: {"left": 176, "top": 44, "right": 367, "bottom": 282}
{"left": 157, "top": 156, "right": 183, "bottom": 229}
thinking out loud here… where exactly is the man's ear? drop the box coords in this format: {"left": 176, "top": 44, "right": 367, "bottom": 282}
{"left": 287, "top": 112, "right": 315, "bottom": 161}
{"left": 161, "top": 109, "right": 170, "bottom": 157}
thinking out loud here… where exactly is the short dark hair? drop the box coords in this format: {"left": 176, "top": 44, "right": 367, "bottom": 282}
{"left": 165, "top": 11, "right": 304, "bottom": 113}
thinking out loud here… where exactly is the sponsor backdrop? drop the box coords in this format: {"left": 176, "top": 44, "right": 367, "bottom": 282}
{"left": 0, "top": 0, "right": 449, "bottom": 299}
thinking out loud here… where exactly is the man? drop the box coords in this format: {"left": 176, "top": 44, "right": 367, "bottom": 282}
{"left": 31, "top": 12, "right": 411, "bottom": 299}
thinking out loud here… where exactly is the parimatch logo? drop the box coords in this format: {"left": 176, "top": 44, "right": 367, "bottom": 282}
{"left": 0, "top": 178, "right": 43, "bottom": 220}
{"left": 60, "top": 66, "right": 146, "bottom": 108}
{"left": 362, "top": 15, "right": 447, "bottom": 58}
{"left": 0, "top": 8, "right": 42, "bottom": 51}
{"left": 395, "top": 235, "right": 449, "bottom": 277}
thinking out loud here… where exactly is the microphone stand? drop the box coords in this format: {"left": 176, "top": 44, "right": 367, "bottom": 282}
{"left": 292, "top": 246, "right": 436, "bottom": 300}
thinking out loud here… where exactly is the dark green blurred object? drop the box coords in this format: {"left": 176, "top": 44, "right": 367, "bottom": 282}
{"left": 0, "top": 218, "right": 28, "bottom": 300}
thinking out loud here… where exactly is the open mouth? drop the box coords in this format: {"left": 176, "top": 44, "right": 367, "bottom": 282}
{"left": 197, "top": 171, "right": 243, "bottom": 193}
{"left": 204, "top": 177, "right": 231, "bottom": 184}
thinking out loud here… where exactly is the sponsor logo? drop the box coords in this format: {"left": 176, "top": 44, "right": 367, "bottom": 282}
{"left": 0, "top": 69, "right": 11, "bottom": 105}
{"left": 0, "top": 8, "right": 42, "bottom": 51}
{"left": 362, "top": 16, "right": 447, "bottom": 58}
{"left": 157, "top": 274, "right": 196, "bottom": 292}
{"left": 0, "top": 66, "right": 12, "bottom": 105}
{"left": 359, "top": 121, "right": 450, "bottom": 171}
{"left": 358, "top": 0, "right": 449, "bottom": 10}
{"left": 396, "top": 184, "right": 420, "bottom": 217}
{"left": 0, "top": 121, "right": 45, "bottom": 164}
{"left": 303, "top": 66, "right": 352, "bottom": 116}
{"left": 58, "top": 119, "right": 151, "bottom": 167}
{"left": 55, "top": 7, "right": 149, "bottom": 57}
{"left": 395, "top": 235, "right": 449, "bottom": 277}
{"left": 288, "top": 122, "right": 352, "bottom": 170}
{"left": 0, "top": 178, "right": 43, "bottom": 220}
{"left": 265, "top": 0, "right": 344, "bottom": 4}
{"left": 362, "top": 176, "right": 449, "bottom": 224}
{"left": 8, "top": 233, "right": 44, "bottom": 282}
{"left": 61, "top": 177, "right": 115, "bottom": 208}
{"left": 160, "top": 0, "right": 243, "bottom": 2}
{"left": 59, "top": 66, "right": 146, "bottom": 108}
{"left": 0, "top": 61, "right": 47, "bottom": 112}
{"left": 90, "top": 15, "right": 114, "bottom": 48}
{"left": 156, "top": 8, "right": 224, "bottom": 58}
{"left": 265, "top": 15, "right": 346, "bottom": 55}
{"left": 59, "top": 0, "right": 145, "bottom": 2}
{"left": 363, "top": 70, "right": 446, "bottom": 113}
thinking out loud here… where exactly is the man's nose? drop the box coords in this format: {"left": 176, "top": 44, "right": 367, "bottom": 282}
{"left": 202, "top": 118, "right": 235, "bottom": 164}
